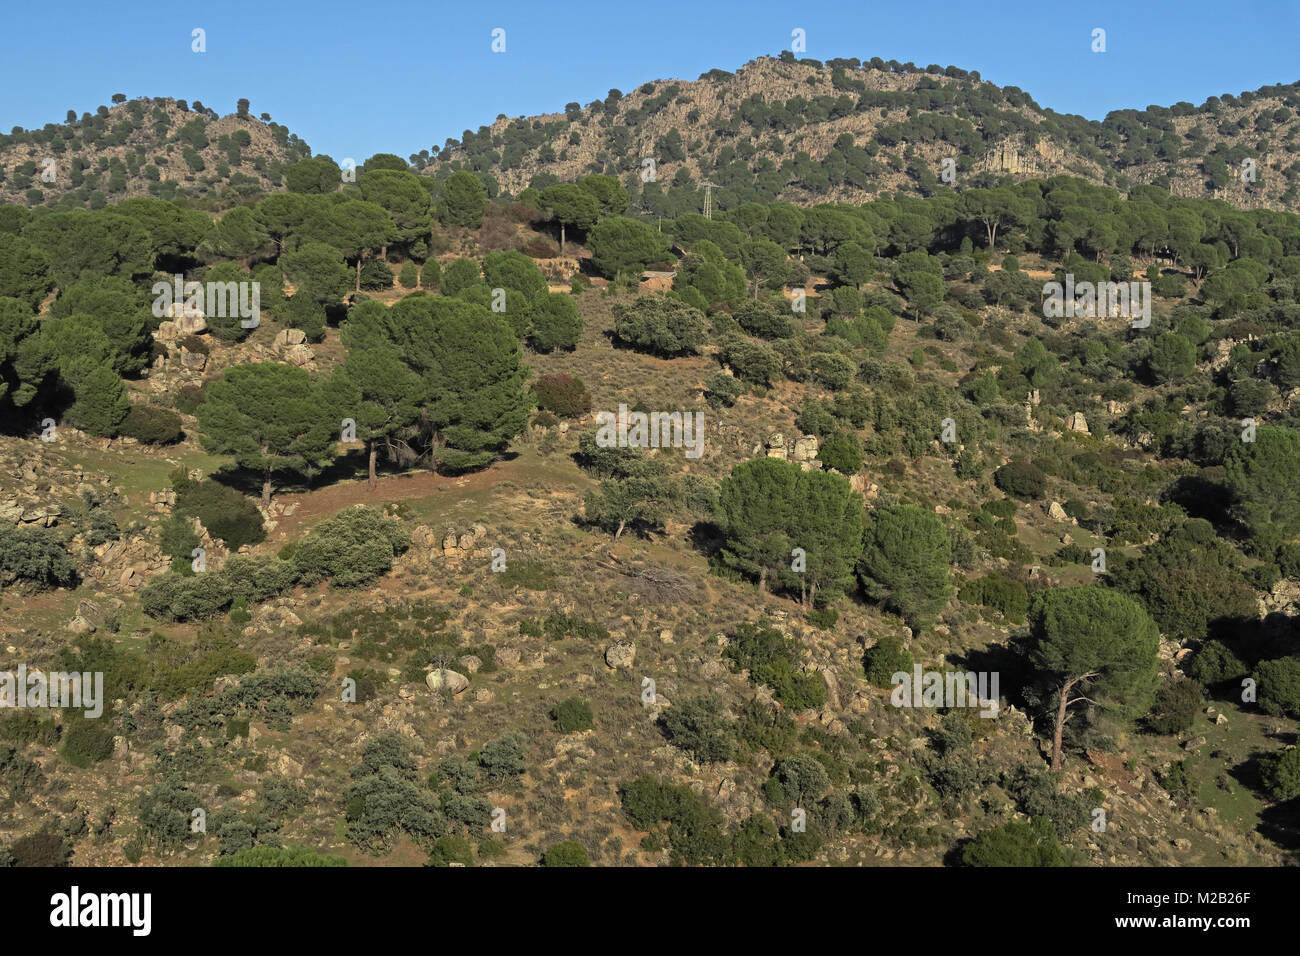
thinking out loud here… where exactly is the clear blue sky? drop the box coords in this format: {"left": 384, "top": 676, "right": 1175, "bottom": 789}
{"left": 2, "top": 0, "right": 1297, "bottom": 163}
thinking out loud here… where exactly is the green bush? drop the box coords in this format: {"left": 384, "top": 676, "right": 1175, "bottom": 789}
{"left": 60, "top": 718, "right": 115, "bottom": 768}
{"left": 993, "top": 459, "right": 1047, "bottom": 500}
{"left": 863, "top": 636, "right": 913, "bottom": 688}
{"left": 550, "top": 696, "right": 594, "bottom": 733}
{"left": 1148, "top": 679, "right": 1205, "bottom": 735}
{"left": 1258, "top": 656, "right": 1300, "bottom": 719}
{"left": 807, "top": 606, "right": 839, "bottom": 630}
{"left": 819, "top": 431, "right": 863, "bottom": 474}
{"left": 724, "top": 622, "right": 827, "bottom": 710}
{"left": 0, "top": 524, "right": 77, "bottom": 590}
{"left": 612, "top": 296, "right": 708, "bottom": 356}
{"left": 398, "top": 260, "right": 418, "bottom": 289}
{"left": 704, "top": 372, "right": 743, "bottom": 408}
{"left": 960, "top": 818, "right": 1066, "bottom": 867}
{"left": 1261, "top": 747, "right": 1300, "bottom": 802}
{"left": 658, "top": 695, "right": 736, "bottom": 762}
{"left": 1189, "top": 640, "right": 1248, "bottom": 687}
{"left": 172, "top": 475, "right": 266, "bottom": 551}
{"left": 119, "top": 404, "right": 184, "bottom": 444}
{"left": 541, "top": 840, "right": 590, "bottom": 866}
{"left": 960, "top": 574, "right": 1029, "bottom": 623}
{"left": 427, "top": 834, "right": 475, "bottom": 867}
{"left": 292, "top": 506, "right": 410, "bottom": 588}
{"left": 213, "top": 845, "right": 347, "bottom": 867}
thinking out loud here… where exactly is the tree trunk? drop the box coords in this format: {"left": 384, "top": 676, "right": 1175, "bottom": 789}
{"left": 559, "top": 221, "right": 566, "bottom": 254}
{"left": 261, "top": 472, "right": 272, "bottom": 508}
{"left": 368, "top": 439, "right": 377, "bottom": 492}
{"left": 355, "top": 258, "right": 362, "bottom": 293}
{"left": 809, "top": 582, "right": 817, "bottom": 609}
{"left": 758, "top": 567, "right": 767, "bottom": 596}
{"left": 615, "top": 519, "right": 625, "bottom": 540}
{"left": 1051, "top": 677, "right": 1077, "bottom": 771}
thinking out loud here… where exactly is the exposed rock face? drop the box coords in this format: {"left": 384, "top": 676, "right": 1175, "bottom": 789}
{"left": 792, "top": 435, "right": 820, "bottom": 462}
{"left": 605, "top": 641, "right": 636, "bottom": 669}
{"left": 282, "top": 344, "right": 315, "bottom": 367}
{"left": 1066, "top": 412, "right": 1090, "bottom": 434}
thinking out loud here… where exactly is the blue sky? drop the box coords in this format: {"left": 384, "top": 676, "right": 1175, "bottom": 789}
{"left": 2, "top": 0, "right": 1298, "bottom": 163}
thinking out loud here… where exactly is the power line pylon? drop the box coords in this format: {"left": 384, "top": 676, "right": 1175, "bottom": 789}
{"left": 701, "top": 181, "right": 718, "bottom": 219}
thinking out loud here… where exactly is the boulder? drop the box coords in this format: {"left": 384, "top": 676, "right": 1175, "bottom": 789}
{"left": 275, "top": 328, "right": 307, "bottom": 347}
{"left": 426, "top": 668, "right": 470, "bottom": 696}
{"left": 1048, "top": 501, "right": 1068, "bottom": 521}
{"left": 174, "top": 313, "right": 207, "bottom": 335}
{"left": 1066, "top": 412, "right": 1090, "bottom": 434}
{"left": 605, "top": 641, "right": 636, "bottom": 669}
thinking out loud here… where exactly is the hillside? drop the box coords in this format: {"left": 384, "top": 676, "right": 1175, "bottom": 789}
{"left": 423, "top": 54, "right": 1300, "bottom": 215}
{"left": 0, "top": 97, "right": 311, "bottom": 209}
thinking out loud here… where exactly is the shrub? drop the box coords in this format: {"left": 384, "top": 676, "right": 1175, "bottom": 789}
{"left": 658, "top": 695, "right": 736, "bottom": 763}
{"left": 172, "top": 476, "right": 266, "bottom": 551}
{"left": 60, "top": 718, "right": 115, "bottom": 768}
{"left": 1261, "top": 747, "right": 1300, "bottom": 802}
{"left": 174, "top": 383, "right": 206, "bottom": 415}
{"left": 612, "top": 297, "right": 708, "bottom": 356}
{"left": 1189, "top": 640, "right": 1248, "bottom": 687}
{"left": 863, "top": 636, "right": 913, "bottom": 688}
{"left": 819, "top": 431, "right": 863, "bottom": 474}
{"left": 1148, "top": 679, "right": 1205, "bottom": 735}
{"left": 807, "top": 606, "right": 838, "bottom": 630}
{"left": 533, "top": 373, "right": 591, "bottom": 418}
{"left": 734, "top": 300, "right": 792, "bottom": 339}
{"left": 960, "top": 818, "right": 1066, "bottom": 867}
{"left": 139, "top": 571, "right": 233, "bottom": 621}
{"left": 398, "top": 261, "right": 418, "bottom": 288}
{"left": 477, "top": 731, "right": 529, "bottom": 783}
{"left": 716, "top": 334, "right": 781, "bottom": 386}
{"left": 994, "top": 459, "right": 1047, "bottom": 500}
{"left": 0, "top": 525, "right": 77, "bottom": 590}
{"left": 213, "top": 846, "right": 347, "bottom": 867}
{"left": 960, "top": 574, "right": 1029, "bottom": 623}
{"left": 541, "top": 840, "right": 590, "bottom": 866}
{"left": 119, "top": 404, "right": 184, "bottom": 444}
{"left": 1257, "top": 656, "right": 1300, "bottom": 719}
{"left": 8, "top": 828, "right": 71, "bottom": 867}
{"left": 292, "top": 506, "right": 410, "bottom": 587}
{"left": 704, "top": 372, "right": 743, "bottom": 408}
{"left": 359, "top": 258, "right": 394, "bottom": 290}
{"left": 724, "top": 622, "right": 826, "bottom": 710}
{"left": 550, "top": 696, "right": 593, "bottom": 733}
{"left": 427, "top": 834, "right": 475, "bottom": 867}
